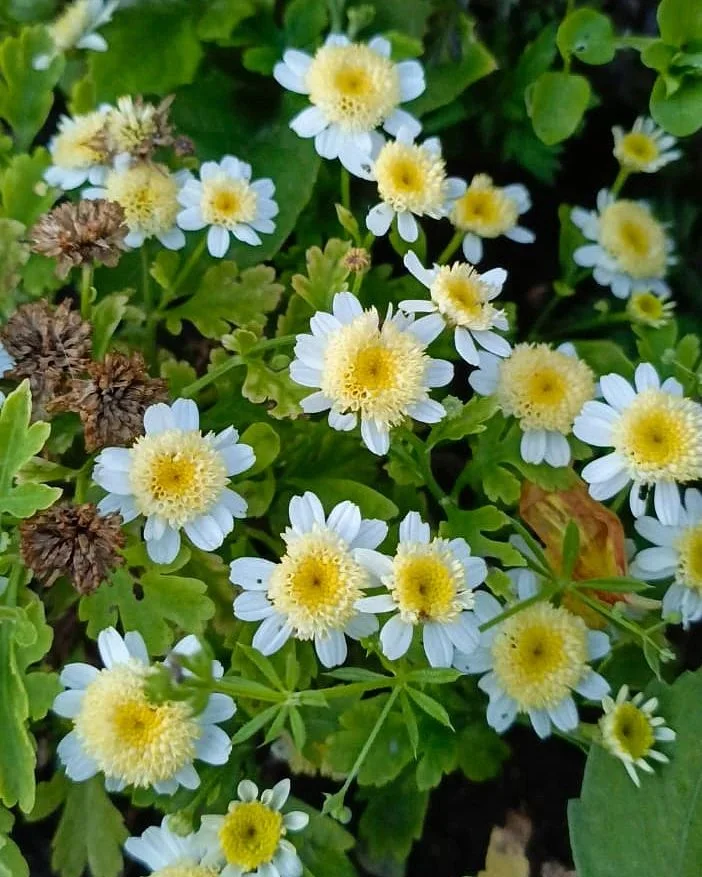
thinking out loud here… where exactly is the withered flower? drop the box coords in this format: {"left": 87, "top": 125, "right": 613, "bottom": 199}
{"left": 106, "top": 95, "right": 175, "bottom": 159}
{"left": 342, "top": 247, "right": 371, "bottom": 273}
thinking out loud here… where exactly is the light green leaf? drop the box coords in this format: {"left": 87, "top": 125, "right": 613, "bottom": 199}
{"left": 197, "top": 0, "right": 257, "bottom": 42}
{"left": 91, "top": 293, "right": 129, "bottom": 360}
{"left": 442, "top": 506, "right": 525, "bottom": 567}
{"left": 557, "top": 9, "right": 615, "bottom": 65}
{"left": 0, "top": 218, "right": 29, "bottom": 309}
{"left": 0, "top": 625, "right": 35, "bottom": 812}
{"left": 160, "top": 358, "right": 197, "bottom": 397}
{"left": 650, "top": 74, "right": 702, "bottom": 136}
{"left": 428, "top": 396, "right": 499, "bottom": 448}
{"left": 657, "top": 0, "right": 702, "bottom": 47}
{"left": 241, "top": 422, "right": 280, "bottom": 476}
{"left": 405, "top": 687, "right": 454, "bottom": 729}
{"left": 295, "top": 477, "right": 398, "bottom": 521}
{"left": 291, "top": 239, "right": 351, "bottom": 311}
{"left": 0, "top": 148, "right": 55, "bottom": 227}
{"left": 527, "top": 72, "right": 591, "bottom": 144}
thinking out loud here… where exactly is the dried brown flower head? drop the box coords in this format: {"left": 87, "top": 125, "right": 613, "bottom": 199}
{"left": 20, "top": 502, "right": 125, "bottom": 595}
{"left": 107, "top": 95, "right": 175, "bottom": 159}
{"left": 30, "top": 199, "right": 128, "bottom": 279}
{"left": 49, "top": 351, "right": 168, "bottom": 450}
{"left": 342, "top": 247, "right": 371, "bottom": 273}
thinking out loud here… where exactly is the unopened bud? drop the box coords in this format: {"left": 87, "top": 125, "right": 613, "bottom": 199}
{"left": 343, "top": 247, "right": 370, "bottom": 273}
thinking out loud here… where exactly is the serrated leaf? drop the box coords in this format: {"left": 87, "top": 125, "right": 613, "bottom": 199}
{"left": 0, "top": 218, "right": 29, "bottom": 307}
{"left": 241, "top": 356, "right": 307, "bottom": 420}
{"left": 0, "top": 148, "right": 56, "bottom": 226}
{"left": 428, "top": 396, "right": 499, "bottom": 447}
{"left": 358, "top": 769, "right": 428, "bottom": 862}
{"left": 457, "top": 724, "right": 510, "bottom": 782}
{"left": 0, "top": 626, "right": 35, "bottom": 812}
{"left": 442, "top": 506, "right": 525, "bottom": 567}
{"left": 91, "top": 293, "right": 129, "bottom": 360}
{"left": 291, "top": 239, "right": 351, "bottom": 311}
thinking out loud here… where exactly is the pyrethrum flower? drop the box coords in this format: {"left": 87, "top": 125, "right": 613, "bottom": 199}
{"left": 574, "top": 363, "right": 702, "bottom": 524}
{"left": 572, "top": 190, "right": 674, "bottom": 299}
{"left": 200, "top": 779, "right": 308, "bottom": 877}
{"left": 355, "top": 512, "right": 486, "bottom": 667}
{"left": 125, "top": 818, "right": 212, "bottom": 877}
{"left": 401, "top": 250, "right": 510, "bottom": 364}
{"left": 290, "top": 292, "right": 453, "bottom": 455}
{"left": 469, "top": 342, "right": 595, "bottom": 467}
{"left": 274, "top": 33, "right": 425, "bottom": 172}
{"left": 44, "top": 110, "right": 111, "bottom": 191}
{"left": 599, "top": 685, "right": 675, "bottom": 786}
{"left": 93, "top": 399, "right": 254, "bottom": 564}
{"left": 626, "top": 289, "right": 675, "bottom": 328}
{"left": 612, "top": 117, "right": 681, "bottom": 174}
{"left": 231, "top": 491, "right": 387, "bottom": 668}
{"left": 177, "top": 156, "right": 278, "bottom": 258}
{"left": 450, "top": 173, "right": 534, "bottom": 263}
{"left": 34, "top": 0, "right": 118, "bottom": 70}
{"left": 106, "top": 95, "right": 175, "bottom": 160}
{"left": 53, "top": 627, "right": 235, "bottom": 794}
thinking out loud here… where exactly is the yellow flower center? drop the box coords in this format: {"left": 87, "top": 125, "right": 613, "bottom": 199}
{"left": 306, "top": 43, "right": 400, "bottom": 132}
{"left": 627, "top": 291, "right": 671, "bottom": 328}
{"left": 74, "top": 663, "right": 199, "bottom": 787}
{"left": 452, "top": 174, "right": 518, "bottom": 237}
{"left": 491, "top": 602, "right": 589, "bottom": 711}
{"left": 388, "top": 540, "right": 469, "bottom": 624}
{"left": 612, "top": 389, "right": 702, "bottom": 483}
{"left": 599, "top": 200, "right": 667, "bottom": 278}
{"left": 374, "top": 141, "right": 447, "bottom": 215}
{"left": 430, "top": 264, "right": 500, "bottom": 329}
{"left": 496, "top": 343, "right": 595, "bottom": 432}
{"left": 200, "top": 176, "right": 258, "bottom": 228}
{"left": 320, "top": 311, "right": 428, "bottom": 426}
{"left": 218, "top": 801, "right": 283, "bottom": 871}
{"left": 675, "top": 524, "right": 702, "bottom": 594}
{"left": 129, "top": 429, "right": 228, "bottom": 528}
{"left": 154, "top": 866, "right": 218, "bottom": 877}
{"left": 51, "top": 0, "right": 93, "bottom": 51}
{"left": 268, "top": 529, "right": 368, "bottom": 639}
{"left": 105, "top": 163, "right": 180, "bottom": 236}
{"left": 603, "top": 702, "right": 655, "bottom": 760}
{"left": 616, "top": 132, "right": 660, "bottom": 171}
{"left": 107, "top": 98, "right": 158, "bottom": 154}
{"left": 52, "top": 112, "right": 108, "bottom": 170}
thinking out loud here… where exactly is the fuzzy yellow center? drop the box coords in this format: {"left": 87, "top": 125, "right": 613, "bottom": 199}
{"left": 388, "top": 540, "right": 469, "bottom": 624}
{"left": 52, "top": 112, "right": 108, "bottom": 170}
{"left": 200, "top": 176, "right": 258, "bottom": 228}
{"left": 107, "top": 98, "right": 158, "bottom": 153}
{"left": 218, "top": 802, "right": 283, "bottom": 870}
{"left": 105, "top": 163, "right": 180, "bottom": 236}
{"left": 452, "top": 175, "right": 518, "bottom": 237}
{"left": 612, "top": 389, "right": 702, "bottom": 483}
{"left": 74, "top": 663, "right": 199, "bottom": 787}
{"left": 599, "top": 201, "right": 667, "bottom": 278}
{"left": 628, "top": 291, "right": 670, "bottom": 327}
{"left": 374, "top": 141, "right": 447, "bottom": 215}
{"left": 154, "top": 866, "right": 219, "bottom": 877}
{"left": 491, "top": 602, "right": 589, "bottom": 710}
{"left": 616, "top": 132, "right": 659, "bottom": 171}
{"left": 675, "top": 524, "right": 702, "bottom": 594}
{"left": 306, "top": 43, "right": 400, "bottom": 132}
{"left": 431, "top": 264, "right": 500, "bottom": 329}
{"left": 51, "top": 0, "right": 93, "bottom": 51}
{"left": 129, "top": 429, "right": 228, "bottom": 527}
{"left": 605, "top": 702, "right": 655, "bottom": 760}
{"left": 496, "top": 344, "right": 595, "bottom": 432}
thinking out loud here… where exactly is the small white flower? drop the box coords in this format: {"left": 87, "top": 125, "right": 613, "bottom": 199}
{"left": 401, "top": 250, "right": 510, "bottom": 364}
{"left": 176, "top": 156, "right": 278, "bottom": 258}
{"left": 571, "top": 189, "right": 675, "bottom": 299}
{"left": 53, "top": 627, "right": 236, "bottom": 794}
{"left": 34, "top": 0, "right": 118, "bottom": 70}
{"left": 93, "top": 398, "right": 254, "bottom": 565}
{"left": 574, "top": 363, "right": 702, "bottom": 525}
{"left": 613, "top": 117, "right": 681, "bottom": 174}
{"left": 44, "top": 109, "right": 111, "bottom": 191}
{"left": 231, "top": 491, "right": 387, "bottom": 668}
{"left": 290, "top": 291, "right": 453, "bottom": 455}
{"left": 125, "top": 818, "right": 210, "bottom": 874}
{"left": 626, "top": 288, "right": 676, "bottom": 328}
{"left": 274, "top": 33, "right": 425, "bottom": 173}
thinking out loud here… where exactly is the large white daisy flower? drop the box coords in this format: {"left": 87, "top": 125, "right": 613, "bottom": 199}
{"left": 34, "top": 0, "right": 118, "bottom": 70}
{"left": 53, "top": 627, "right": 235, "bottom": 795}
{"left": 573, "top": 363, "right": 702, "bottom": 525}
{"left": 290, "top": 291, "right": 452, "bottom": 455}
{"left": 125, "top": 818, "right": 212, "bottom": 875}
{"left": 231, "top": 491, "right": 387, "bottom": 668}
{"left": 612, "top": 117, "right": 681, "bottom": 174}
{"left": 274, "top": 33, "right": 425, "bottom": 173}
{"left": 93, "top": 398, "right": 254, "bottom": 564}
{"left": 44, "top": 109, "right": 111, "bottom": 191}
{"left": 176, "top": 156, "right": 278, "bottom": 258}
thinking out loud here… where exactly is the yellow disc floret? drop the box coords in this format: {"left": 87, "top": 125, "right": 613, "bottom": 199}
{"left": 430, "top": 263, "right": 502, "bottom": 329}
{"left": 52, "top": 112, "right": 108, "bottom": 170}
{"left": 200, "top": 175, "right": 258, "bottom": 228}
{"left": 218, "top": 801, "right": 283, "bottom": 871}
{"left": 452, "top": 174, "right": 518, "bottom": 237}
{"left": 51, "top": 0, "right": 93, "bottom": 51}
{"left": 374, "top": 141, "right": 447, "bottom": 216}
{"left": 615, "top": 132, "right": 660, "bottom": 172}
{"left": 107, "top": 97, "right": 158, "bottom": 154}
{"left": 601, "top": 701, "right": 655, "bottom": 761}
{"left": 105, "top": 163, "right": 180, "bottom": 236}
{"left": 675, "top": 524, "right": 702, "bottom": 594}
{"left": 627, "top": 291, "right": 674, "bottom": 327}
{"left": 599, "top": 200, "right": 667, "bottom": 279}
{"left": 388, "top": 540, "right": 470, "bottom": 624}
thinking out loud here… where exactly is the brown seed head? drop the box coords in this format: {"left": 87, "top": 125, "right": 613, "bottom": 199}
{"left": 342, "top": 247, "right": 371, "bottom": 273}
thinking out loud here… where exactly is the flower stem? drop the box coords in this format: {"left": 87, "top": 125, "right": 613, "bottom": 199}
{"left": 527, "top": 293, "right": 561, "bottom": 340}
{"left": 399, "top": 427, "right": 453, "bottom": 509}
{"left": 437, "top": 230, "right": 464, "bottom": 265}
{"left": 340, "top": 168, "right": 351, "bottom": 211}
{"left": 80, "top": 263, "right": 93, "bottom": 320}
{"left": 611, "top": 167, "right": 630, "bottom": 197}
{"left": 546, "top": 310, "right": 630, "bottom": 339}
{"left": 170, "top": 233, "right": 208, "bottom": 299}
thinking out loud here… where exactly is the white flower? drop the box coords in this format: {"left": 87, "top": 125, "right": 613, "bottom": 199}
{"left": 613, "top": 117, "right": 681, "bottom": 174}
{"left": 53, "top": 627, "right": 236, "bottom": 794}
{"left": 0, "top": 343, "right": 15, "bottom": 376}
{"left": 571, "top": 189, "right": 675, "bottom": 299}
{"left": 231, "top": 491, "right": 387, "bottom": 668}
{"left": 450, "top": 173, "right": 534, "bottom": 263}
{"left": 626, "top": 288, "right": 675, "bottom": 328}
{"left": 93, "top": 398, "right": 253, "bottom": 564}
{"left": 355, "top": 511, "right": 486, "bottom": 667}
{"left": 454, "top": 574, "right": 611, "bottom": 738}
{"left": 125, "top": 818, "right": 211, "bottom": 875}
{"left": 290, "top": 291, "right": 452, "bottom": 455}
{"left": 176, "top": 156, "right": 278, "bottom": 258}
{"left": 34, "top": 0, "right": 118, "bottom": 70}
{"left": 44, "top": 109, "right": 111, "bottom": 191}
{"left": 274, "top": 33, "right": 425, "bottom": 173}
{"left": 200, "top": 778, "right": 308, "bottom": 877}
{"left": 631, "top": 488, "right": 702, "bottom": 628}
{"left": 401, "top": 250, "right": 510, "bottom": 364}
{"left": 469, "top": 342, "right": 595, "bottom": 468}
{"left": 574, "top": 363, "right": 702, "bottom": 525}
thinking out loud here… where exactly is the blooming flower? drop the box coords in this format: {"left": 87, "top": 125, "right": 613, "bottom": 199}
{"left": 290, "top": 291, "right": 452, "bottom": 455}
{"left": 469, "top": 342, "right": 595, "bottom": 467}
{"left": 176, "top": 156, "right": 278, "bottom": 258}
{"left": 125, "top": 818, "right": 213, "bottom": 877}
{"left": 573, "top": 363, "right": 702, "bottom": 524}
{"left": 274, "top": 33, "right": 425, "bottom": 173}
{"left": 571, "top": 190, "right": 675, "bottom": 299}
{"left": 93, "top": 398, "right": 254, "bottom": 564}
{"left": 33, "top": 0, "right": 118, "bottom": 70}
{"left": 450, "top": 173, "right": 534, "bottom": 263}
{"left": 44, "top": 110, "right": 111, "bottom": 191}
{"left": 200, "top": 778, "right": 308, "bottom": 877}
{"left": 354, "top": 511, "right": 486, "bottom": 666}
{"left": 401, "top": 250, "right": 510, "bottom": 364}
{"left": 626, "top": 289, "right": 675, "bottom": 328}
{"left": 53, "top": 627, "right": 235, "bottom": 794}
{"left": 612, "top": 117, "right": 681, "bottom": 174}
{"left": 231, "top": 491, "right": 387, "bottom": 668}
{"left": 599, "top": 685, "right": 675, "bottom": 786}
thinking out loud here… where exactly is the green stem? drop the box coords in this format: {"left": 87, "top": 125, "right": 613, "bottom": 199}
{"left": 3, "top": 560, "right": 22, "bottom": 608}
{"left": 400, "top": 428, "right": 453, "bottom": 509}
{"left": 80, "top": 264, "right": 93, "bottom": 320}
{"left": 611, "top": 167, "right": 630, "bottom": 198}
{"left": 170, "top": 234, "right": 208, "bottom": 298}
{"left": 340, "top": 168, "right": 351, "bottom": 212}
{"left": 547, "top": 311, "right": 630, "bottom": 339}
{"left": 479, "top": 589, "right": 554, "bottom": 632}
{"left": 437, "top": 230, "right": 464, "bottom": 265}
{"left": 352, "top": 269, "right": 365, "bottom": 295}
{"left": 327, "top": 0, "right": 344, "bottom": 32}
{"left": 527, "top": 294, "right": 561, "bottom": 340}
{"left": 575, "top": 590, "right": 672, "bottom": 660}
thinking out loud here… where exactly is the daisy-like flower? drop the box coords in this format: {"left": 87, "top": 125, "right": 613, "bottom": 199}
{"left": 450, "top": 173, "right": 534, "bottom": 263}
{"left": 125, "top": 818, "right": 214, "bottom": 877}
{"left": 231, "top": 491, "right": 387, "bottom": 668}
{"left": 571, "top": 190, "right": 675, "bottom": 299}
{"left": 290, "top": 291, "right": 452, "bottom": 455}
{"left": 176, "top": 156, "right": 278, "bottom": 258}
{"left": 454, "top": 575, "right": 611, "bottom": 738}
{"left": 93, "top": 398, "right": 254, "bottom": 564}
{"left": 612, "top": 117, "right": 681, "bottom": 174}
{"left": 401, "top": 251, "right": 510, "bottom": 364}
{"left": 631, "top": 488, "right": 702, "bottom": 628}
{"left": 106, "top": 94, "right": 174, "bottom": 160}
{"left": 44, "top": 110, "right": 111, "bottom": 191}
{"left": 626, "top": 288, "right": 675, "bottom": 328}
{"left": 469, "top": 342, "right": 595, "bottom": 467}
{"left": 200, "top": 778, "right": 308, "bottom": 877}
{"left": 33, "top": 0, "right": 118, "bottom": 70}
{"left": 355, "top": 511, "right": 486, "bottom": 667}
{"left": 599, "top": 685, "right": 675, "bottom": 786}
{"left": 53, "top": 627, "right": 236, "bottom": 794}
{"left": 274, "top": 33, "right": 425, "bottom": 173}
{"left": 574, "top": 362, "right": 702, "bottom": 524}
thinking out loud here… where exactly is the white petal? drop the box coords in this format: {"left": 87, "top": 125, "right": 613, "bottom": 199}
{"left": 177, "top": 206, "right": 207, "bottom": 231}
{"left": 332, "top": 291, "right": 363, "bottom": 324}
{"left": 599, "top": 374, "right": 636, "bottom": 412}
{"left": 327, "top": 501, "right": 362, "bottom": 543}
{"left": 486, "top": 695, "right": 518, "bottom": 733}
{"left": 220, "top": 443, "right": 255, "bottom": 476}
{"left": 397, "top": 211, "right": 419, "bottom": 242}
{"left": 195, "top": 724, "right": 232, "bottom": 765}
{"left": 289, "top": 491, "right": 325, "bottom": 533}
{"left": 234, "top": 591, "right": 275, "bottom": 621}
{"left": 543, "top": 431, "right": 571, "bottom": 468}
{"left": 355, "top": 593, "right": 396, "bottom": 613}
{"left": 520, "top": 429, "right": 547, "bottom": 464}
{"left": 344, "top": 612, "right": 379, "bottom": 639}
{"left": 252, "top": 614, "right": 292, "bottom": 656}
{"left": 384, "top": 107, "right": 421, "bottom": 138}
{"left": 361, "top": 418, "right": 390, "bottom": 455}
{"left": 273, "top": 62, "right": 308, "bottom": 94}
{"left": 366, "top": 202, "right": 395, "bottom": 236}
{"left": 171, "top": 398, "right": 199, "bottom": 431}
{"left": 634, "top": 516, "right": 677, "bottom": 548}
{"left": 380, "top": 615, "right": 413, "bottom": 660}
{"left": 454, "top": 327, "right": 479, "bottom": 365}
{"left": 444, "top": 614, "right": 480, "bottom": 654}
{"left": 425, "top": 359, "right": 453, "bottom": 387}
{"left": 403, "top": 250, "right": 434, "bottom": 288}
{"left": 548, "top": 696, "right": 579, "bottom": 732}
{"left": 238, "top": 779, "right": 259, "bottom": 801}
{"left": 53, "top": 690, "right": 84, "bottom": 718}
{"left": 184, "top": 516, "right": 224, "bottom": 551}
{"left": 634, "top": 362, "right": 660, "bottom": 391}
{"left": 230, "top": 557, "right": 276, "bottom": 589}
{"left": 409, "top": 312, "right": 445, "bottom": 344}
{"left": 654, "top": 481, "right": 681, "bottom": 526}
{"left": 97, "top": 628, "right": 129, "bottom": 668}
{"left": 472, "top": 329, "right": 511, "bottom": 357}
{"left": 399, "top": 511, "right": 430, "bottom": 543}
{"left": 351, "top": 519, "right": 388, "bottom": 549}
{"left": 314, "top": 629, "right": 347, "bottom": 668}
{"left": 60, "top": 663, "right": 98, "bottom": 689}
{"left": 529, "top": 709, "right": 552, "bottom": 739}
{"left": 329, "top": 409, "right": 357, "bottom": 431}
{"left": 207, "top": 225, "right": 230, "bottom": 258}
{"left": 462, "top": 233, "right": 483, "bottom": 263}
{"left": 146, "top": 526, "right": 181, "bottom": 564}
{"left": 504, "top": 225, "right": 535, "bottom": 244}
{"left": 423, "top": 622, "right": 454, "bottom": 667}
{"left": 143, "top": 402, "right": 175, "bottom": 435}
{"left": 290, "top": 106, "right": 327, "bottom": 138}
{"left": 575, "top": 671, "right": 610, "bottom": 700}
{"left": 157, "top": 226, "right": 186, "bottom": 250}
{"left": 301, "top": 391, "right": 333, "bottom": 413}
{"left": 200, "top": 693, "right": 236, "bottom": 724}
{"left": 407, "top": 399, "right": 446, "bottom": 424}
{"left": 587, "top": 630, "right": 611, "bottom": 660}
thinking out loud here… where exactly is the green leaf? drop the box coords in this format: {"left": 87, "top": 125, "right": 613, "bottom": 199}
{"left": 91, "top": 293, "right": 129, "bottom": 360}
{"left": 238, "top": 351, "right": 307, "bottom": 420}
{"left": 657, "top": 0, "right": 702, "bottom": 47}
{"left": 561, "top": 520, "right": 581, "bottom": 580}
{"left": 415, "top": 720, "right": 457, "bottom": 790}
{"left": 406, "top": 668, "right": 461, "bottom": 685}
{"left": 442, "top": 506, "right": 525, "bottom": 567}
{"left": 231, "top": 703, "right": 282, "bottom": 745}
{"left": 0, "top": 218, "right": 28, "bottom": 308}
{"left": 197, "top": 0, "right": 257, "bottom": 42}
{"left": 0, "top": 148, "right": 56, "bottom": 226}
{"left": 358, "top": 769, "right": 429, "bottom": 862}
{"left": 161, "top": 358, "right": 197, "bottom": 397}
{"left": 284, "top": 0, "right": 328, "bottom": 46}
{"left": 405, "top": 687, "right": 454, "bottom": 729}
{"left": 0, "top": 805, "right": 28, "bottom": 877}
{"left": 240, "top": 422, "right": 280, "bottom": 476}
{"left": 557, "top": 9, "right": 616, "bottom": 65}
{"left": 0, "top": 625, "right": 35, "bottom": 812}
{"left": 457, "top": 724, "right": 510, "bottom": 782}
{"left": 236, "top": 642, "right": 285, "bottom": 691}
{"left": 428, "top": 396, "right": 499, "bottom": 447}
{"left": 527, "top": 72, "right": 591, "bottom": 145}
{"left": 24, "top": 670, "right": 61, "bottom": 720}
{"left": 291, "top": 239, "right": 351, "bottom": 311}
{"left": 573, "top": 340, "right": 634, "bottom": 379}
{"left": 295, "top": 477, "right": 398, "bottom": 521}
{"left": 483, "top": 464, "right": 522, "bottom": 505}
{"left": 293, "top": 804, "right": 357, "bottom": 877}
{"left": 400, "top": 690, "right": 419, "bottom": 757}
{"left": 650, "top": 74, "right": 702, "bottom": 136}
